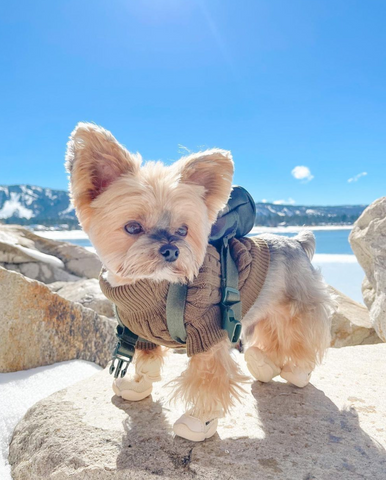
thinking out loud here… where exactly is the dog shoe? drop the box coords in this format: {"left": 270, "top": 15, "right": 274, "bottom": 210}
{"left": 280, "top": 364, "right": 312, "bottom": 388}
{"left": 173, "top": 413, "right": 218, "bottom": 442}
{"left": 113, "top": 375, "right": 153, "bottom": 401}
{"left": 244, "top": 347, "right": 281, "bottom": 382}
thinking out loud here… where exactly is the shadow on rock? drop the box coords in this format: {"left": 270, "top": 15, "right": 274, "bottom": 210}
{"left": 111, "top": 380, "right": 386, "bottom": 479}
{"left": 112, "top": 394, "right": 197, "bottom": 477}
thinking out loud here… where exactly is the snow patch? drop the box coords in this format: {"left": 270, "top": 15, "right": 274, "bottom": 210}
{"left": 59, "top": 203, "right": 75, "bottom": 216}
{"left": 0, "top": 193, "right": 34, "bottom": 219}
{"left": 16, "top": 245, "right": 65, "bottom": 268}
{"left": 35, "top": 229, "right": 88, "bottom": 240}
{"left": 0, "top": 361, "right": 101, "bottom": 480}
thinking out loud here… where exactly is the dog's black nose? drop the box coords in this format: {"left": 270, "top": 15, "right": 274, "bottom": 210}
{"left": 159, "top": 244, "right": 179, "bottom": 262}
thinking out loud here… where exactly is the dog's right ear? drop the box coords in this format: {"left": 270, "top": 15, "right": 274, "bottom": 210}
{"left": 65, "top": 123, "right": 141, "bottom": 227}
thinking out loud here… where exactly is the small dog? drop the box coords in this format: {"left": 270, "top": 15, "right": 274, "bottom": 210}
{"left": 66, "top": 123, "right": 332, "bottom": 442}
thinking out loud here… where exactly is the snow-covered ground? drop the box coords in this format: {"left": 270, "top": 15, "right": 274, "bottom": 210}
{"left": 0, "top": 361, "right": 101, "bottom": 480}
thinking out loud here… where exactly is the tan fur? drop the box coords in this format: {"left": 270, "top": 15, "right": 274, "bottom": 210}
{"left": 66, "top": 123, "right": 233, "bottom": 284}
{"left": 133, "top": 346, "right": 166, "bottom": 382}
{"left": 246, "top": 302, "right": 331, "bottom": 371}
{"left": 169, "top": 339, "right": 249, "bottom": 418}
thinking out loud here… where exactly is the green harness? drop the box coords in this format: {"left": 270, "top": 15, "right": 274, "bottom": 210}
{"left": 109, "top": 186, "right": 256, "bottom": 378}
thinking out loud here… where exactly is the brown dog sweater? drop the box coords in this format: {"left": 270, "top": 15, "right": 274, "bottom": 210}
{"left": 99, "top": 237, "right": 270, "bottom": 356}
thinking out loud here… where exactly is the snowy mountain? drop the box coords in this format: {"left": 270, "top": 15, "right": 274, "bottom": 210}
{"left": 0, "top": 185, "right": 76, "bottom": 226}
{"left": 0, "top": 185, "right": 367, "bottom": 227}
{"left": 255, "top": 202, "right": 367, "bottom": 226}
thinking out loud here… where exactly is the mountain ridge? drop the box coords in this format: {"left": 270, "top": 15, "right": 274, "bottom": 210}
{"left": 0, "top": 184, "right": 367, "bottom": 227}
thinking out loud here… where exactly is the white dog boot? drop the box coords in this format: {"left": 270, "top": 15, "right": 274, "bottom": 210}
{"left": 113, "top": 354, "right": 162, "bottom": 401}
{"left": 173, "top": 412, "right": 219, "bottom": 442}
{"left": 280, "top": 364, "right": 312, "bottom": 388}
{"left": 244, "top": 347, "right": 281, "bottom": 382}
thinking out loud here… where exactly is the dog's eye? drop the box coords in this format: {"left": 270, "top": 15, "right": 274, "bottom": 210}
{"left": 124, "top": 221, "right": 143, "bottom": 235}
{"left": 176, "top": 225, "right": 188, "bottom": 237}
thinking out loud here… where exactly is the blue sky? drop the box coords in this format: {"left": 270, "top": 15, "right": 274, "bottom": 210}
{"left": 0, "top": 0, "right": 385, "bottom": 206}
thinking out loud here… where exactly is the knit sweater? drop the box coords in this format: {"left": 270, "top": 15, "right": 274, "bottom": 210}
{"left": 99, "top": 237, "right": 270, "bottom": 357}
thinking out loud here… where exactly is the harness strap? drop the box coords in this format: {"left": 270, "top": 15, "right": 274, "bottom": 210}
{"left": 220, "top": 237, "right": 242, "bottom": 344}
{"left": 166, "top": 283, "right": 188, "bottom": 344}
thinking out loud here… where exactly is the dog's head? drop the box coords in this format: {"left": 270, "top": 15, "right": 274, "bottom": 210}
{"left": 65, "top": 123, "right": 233, "bottom": 284}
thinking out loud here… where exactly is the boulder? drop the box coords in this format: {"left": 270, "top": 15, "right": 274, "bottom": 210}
{"left": 349, "top": 197, "right": 386, "bottom": 341}
{"left": 9, "top": 344, "right": 386, "bottom": 479}
{"left": 49, "top": 279, "right": 114, "bottom": 318}
{"left": 0, "top": 267, "right": 116, "bottom": 373}
{"left": 329, "top": 286, "right": 381, "bottom": 347}
{"left": 0, "top": 225, "right": 101, "bottom": 283}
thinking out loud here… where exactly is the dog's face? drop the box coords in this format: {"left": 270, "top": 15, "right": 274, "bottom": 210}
{"left": 65, "top": 123, "right": 234, "bottom": 284}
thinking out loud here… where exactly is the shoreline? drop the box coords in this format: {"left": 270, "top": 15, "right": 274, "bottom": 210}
{"left": 35, "top": 224, "right": 354, "bottom": 241}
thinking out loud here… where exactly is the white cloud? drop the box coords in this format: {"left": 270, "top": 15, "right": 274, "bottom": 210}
{"left": 348, "top": 172, "right": 367, "bottom": 183}
{"left": 261, "top": 199, "right": 268, "bottom": 203}
{"left": 273, "top": 197, "right": 296, "bottom": 205}
{"left": 291, "top": 166, "right": 314, "bottom": 182}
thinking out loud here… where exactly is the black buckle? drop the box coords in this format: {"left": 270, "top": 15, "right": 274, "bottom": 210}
{"left": 109, "top": 339, "right": 136, "bottom": 378}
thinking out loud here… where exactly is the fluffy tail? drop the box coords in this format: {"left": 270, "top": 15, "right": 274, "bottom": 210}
{"left": 295, "top": 230, "right": 316, "bottom": 260}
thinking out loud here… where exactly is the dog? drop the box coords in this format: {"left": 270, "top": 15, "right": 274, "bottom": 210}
{"left": 65, "top": 123, "right": 333, "bottom": 442}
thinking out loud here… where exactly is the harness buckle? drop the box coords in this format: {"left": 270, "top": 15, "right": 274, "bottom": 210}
{"left": 222, "top": 286, "right": 241, "bottom": 305}
{"left": 222, "top": 288, "right": 242, "bottom": 344}
{"left": 109, "top": 339, "right": 136, "bottom": 378}
{"left": 222, "top": 305, "right": 242, "bottom": 344}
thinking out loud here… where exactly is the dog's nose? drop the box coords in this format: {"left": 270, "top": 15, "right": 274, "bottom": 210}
{"left": 159, "top": 244, "right": 179, "bottom": 262}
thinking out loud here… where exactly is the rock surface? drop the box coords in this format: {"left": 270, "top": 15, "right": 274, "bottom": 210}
{"left": 0, "top": 267, "right": 116, "bottom": 373}
{"left": 329, "top": 286, "right": 381, "bottom": 347}
{"left": 0, "top": 225, "right": 101, "bottom": 283}
{"left": 49, "top": 279, "right": 114, "bottom": 318}
{"left": 9, "top": 344, "right": 386, "bottom": 480}
{"left": 349, "top": 197, "right": 386, "bottom": 341}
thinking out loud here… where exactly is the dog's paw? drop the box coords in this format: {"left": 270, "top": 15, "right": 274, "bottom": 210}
{"left": 173, "top": 413, "right": 218, "bottom": 442}
{"left": 244, "top": 347, "right": 281, "bottom": 382}
{"left": 280, "top": 364, "right": 312, "bottom": 388}
{"left": 112, "top": 375, "right": 153, "bottom": 401}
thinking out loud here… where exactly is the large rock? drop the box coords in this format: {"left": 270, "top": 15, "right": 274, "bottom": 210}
{"left": 49, "top": 279, "right": 114, "bottom": 318}
{"left": 0, "top": 225, "right": 101, "bottom": 283}
{"left": 329, "top": 286, "right": 381, "bottom": 347}
{"left": 9, "top": 344, "right": 386, "bottom": 479}
{"left": 0, "top": 267, "right": 116, "bottom": 373}
{"left": 349, "top": 197, "right": 386, "bottom": 341}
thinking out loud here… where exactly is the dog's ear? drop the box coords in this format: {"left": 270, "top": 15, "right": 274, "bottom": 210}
{"left": 65, "top": 123, "right": 141, "bottom": 226}
{"left": 174, "top": 149, "right": 234, "bottom": 223}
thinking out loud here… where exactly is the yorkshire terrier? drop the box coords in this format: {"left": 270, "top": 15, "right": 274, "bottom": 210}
{"left": 66, "top": 123, "right": 332, "bottom": 442}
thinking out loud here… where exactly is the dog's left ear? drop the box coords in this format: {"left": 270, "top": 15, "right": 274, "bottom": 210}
{"left": 175, "top": 149, "right": 234, "bottom": 223}
{"left": 65, "top": 122, "right": 141, "bottom": 229}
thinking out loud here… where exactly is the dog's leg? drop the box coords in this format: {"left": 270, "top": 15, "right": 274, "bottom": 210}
{"left": 245, "top": 302, "right": 330, "bottom": 387}
{"left": 113, "top": 347, "right": 165, "bottom": 401}
{"left": 172, "top": 339, "right": 249, "bottom": 441}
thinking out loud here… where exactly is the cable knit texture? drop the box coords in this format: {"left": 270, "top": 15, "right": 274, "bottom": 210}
{"left": 99, "top": 237, "right": 270, "bottom": 356}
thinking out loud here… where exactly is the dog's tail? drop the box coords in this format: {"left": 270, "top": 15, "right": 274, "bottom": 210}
{"left": 295, "top": 230, "right": 316, "bottom": 261}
